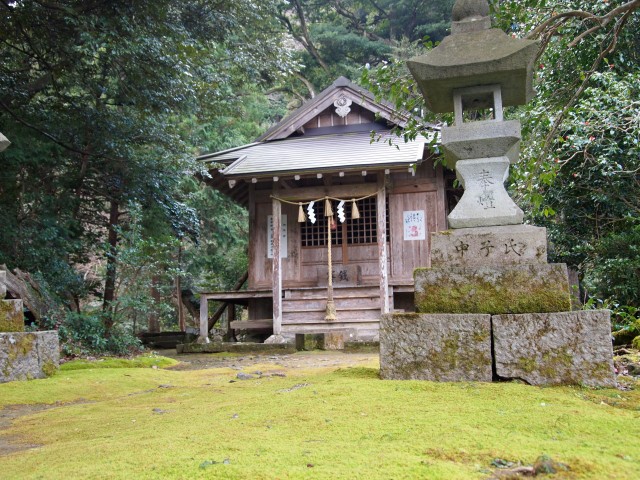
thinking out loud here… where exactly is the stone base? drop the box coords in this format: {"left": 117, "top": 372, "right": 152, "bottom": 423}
{"left": 0, "top": 299, "right": 24, "bottom": 332}
{"left": 295, "top": 332, "right": 345, "bottom": 351}
{"left": 430, "top": 224, "right": 547, "bottom": 267}
{"left": 380, "top": 313, "right": 492, "bottom": 381}
{"left": 0, "top": 331, "right": 60, "bottom": 383}
{"left": 493, "top": 310, "right": 616, "bottom": 387}
{"left": 415, "top": 263, "right": 571, "bottom": 314}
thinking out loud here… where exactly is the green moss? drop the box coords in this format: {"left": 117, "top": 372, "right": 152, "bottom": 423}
{"left": 517, "top": 357, "right": 537, "bottom": 374}
{"left": 41, "top": 360, "right": 58, "bottom": 377}
{"left": 0, "top": 300, "right": 24, "bottom": 332}
{"left": 0, "top": 355, "right": 638, "bottom": 479}
{"left": 60, "top": 354, "right": 178, "bottom": 371}
{"left": 415, "top": 266, "right": 571, "bottom": 314}
{"left": 7, "top": 333, "right": 35, "bottom": 362}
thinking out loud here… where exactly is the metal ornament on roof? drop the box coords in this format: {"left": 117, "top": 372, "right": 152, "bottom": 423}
{"left": 333, "top": 95, "right": 352, "bottom": 117}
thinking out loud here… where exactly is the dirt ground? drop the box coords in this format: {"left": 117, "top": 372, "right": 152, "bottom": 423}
{"left": 155, "top": 349, "right": 379, "bottom": 371}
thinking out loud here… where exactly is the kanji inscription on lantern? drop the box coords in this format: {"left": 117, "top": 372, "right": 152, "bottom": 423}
{"left": 267, "top": 214, "right": 288, "bottom": 259}
{"left": 476, "top": 169, "right": 496, "bottom": 209}
{"left": 403, "top": 210, "right": 426, "bottom": 240}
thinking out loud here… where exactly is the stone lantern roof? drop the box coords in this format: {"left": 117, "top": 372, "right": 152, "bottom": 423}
{"left": 407, "top": 0, "right": 539, "bottom": 113}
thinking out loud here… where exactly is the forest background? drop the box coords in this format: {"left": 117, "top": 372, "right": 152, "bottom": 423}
{"left": 0, "top": 0, "right": 638, "bottom": 355}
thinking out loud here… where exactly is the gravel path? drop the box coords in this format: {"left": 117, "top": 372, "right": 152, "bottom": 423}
{"left": 155, "top": 349, "right": 378, "bottom": 371}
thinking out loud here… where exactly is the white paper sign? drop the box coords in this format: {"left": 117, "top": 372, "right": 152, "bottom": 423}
{"left": 267, "top": 214, "right": 288, "bottom": 258}
{"left": 403, "top": 210, "right": 425, "bottom": 241}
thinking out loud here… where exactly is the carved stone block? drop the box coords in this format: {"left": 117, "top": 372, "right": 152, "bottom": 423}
{"left": 430, "top": 224, "right": 547, "bottom": 267}
{"left": 380, "top": 313, "right": 492, "bottom": 381}
{"left": 492, "top": 311, "right": 616, "bottom": 387}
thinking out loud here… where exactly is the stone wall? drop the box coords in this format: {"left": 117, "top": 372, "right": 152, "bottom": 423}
{"left": 0, "top": 331, "right": 60, "bottom": 383}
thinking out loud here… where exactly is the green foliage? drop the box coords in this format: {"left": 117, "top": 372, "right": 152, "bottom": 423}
{"left": 47, "top": 311, "right": 142, "bottom": 357}
{"left": 106, "top": 202, "right": 183, "bottom": 332}
{"left": 0, "top": 0, "right": 292, "bottom": 324}
{"left": 276, "top": 0, "right": 455, "bottom": 98}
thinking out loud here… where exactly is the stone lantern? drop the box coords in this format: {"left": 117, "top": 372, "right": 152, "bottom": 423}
{"left": 407, "top": 0, "right": 538, "bottom": 228}
{"left": 379, "top": 0, "right": 616, "bottom": 387}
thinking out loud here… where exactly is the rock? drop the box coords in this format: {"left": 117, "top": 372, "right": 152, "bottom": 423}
{"left": 236, "top": 372, "right": 254, "bottom": 380}
{"left": 492, "top": 311, "right": 616, "bottom": 387}
{"left": 380, "top": 313, "right": 492, "bottom": 381}
{"left": 414, "top": 263, "right": 571, "bottom": 314}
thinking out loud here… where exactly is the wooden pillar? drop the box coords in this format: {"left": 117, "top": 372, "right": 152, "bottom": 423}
{"left": 197, "top": 294, "right": 210, "bottom": 344}
{"left": 271, "top": 197, "right": 283, "bottom": 336}
{"left": 377, "top": 175, "right": 389, "bottom": 314}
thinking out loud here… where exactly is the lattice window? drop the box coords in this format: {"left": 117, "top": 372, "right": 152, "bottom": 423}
{"left": 300, "top": 197, "right": 389, "bottom": 247}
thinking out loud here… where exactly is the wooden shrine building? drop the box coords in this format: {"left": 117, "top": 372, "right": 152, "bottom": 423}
{"left": 198, "top": 77, "right": 450, "bottom": 342}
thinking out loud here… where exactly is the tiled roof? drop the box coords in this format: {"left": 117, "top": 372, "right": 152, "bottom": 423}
{"left": 210, "top": 131, "right": 430, "bottom": 177}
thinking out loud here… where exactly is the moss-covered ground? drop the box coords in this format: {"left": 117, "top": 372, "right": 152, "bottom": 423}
{"left": 0, "top": 353, "right": 639, "bottom": 479}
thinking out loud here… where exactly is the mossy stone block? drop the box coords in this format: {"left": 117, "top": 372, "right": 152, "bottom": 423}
{"left": 492, "top": 311, "right": 616, "bottom": 387}
{"left": 380, "top": 313, "right": 492, "bottom": 381}
{"left": 0, "top": 299, "right": 24, "bottom": 332}
{"left": 1, "top": 331, "right": 59, "bottom": 383}
{"left": 414, "top": 263, "right": 571, "bottom": 314}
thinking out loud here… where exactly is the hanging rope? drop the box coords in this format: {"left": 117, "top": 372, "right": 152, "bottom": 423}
{"left": 270, "top": 189, "right": 382, "bottom": 206}
{"left": 271, "top": 189, "right": 381, "bottom": 223}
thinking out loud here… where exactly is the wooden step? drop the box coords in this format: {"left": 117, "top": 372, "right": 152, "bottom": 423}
{"left": 282, "top": 308, "right": 381, "bottom": 324}
{"left": 229, "top": 320, "right": 272, "bottom": 330}
{"left": 283, "top": 296, "right": 381, "bottom": 311}
{"left": 282, "top": 321, "right": 380, "bottom": 333}
{"left": 284, "top": 286, "right": 380, "bottom": 300}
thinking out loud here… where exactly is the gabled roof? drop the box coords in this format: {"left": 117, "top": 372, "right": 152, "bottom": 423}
{"left": 217, "top": 131, "right": 427, "bottom": 178}
{"left": 197, "top": 77, "right": 439, "bottom": 207}
{"left": 256, "top": 76, "right": 418, "bottom": 142}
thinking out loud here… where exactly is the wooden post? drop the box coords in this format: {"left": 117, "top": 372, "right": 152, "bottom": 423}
{"left": 197, "top": 294, "right": 210, "bottom": 344}
{"left": 271, "top": 197, "right": 283, "bottom": 336}
{"left": 325, "top": 211, "right": 337, "bottom": 321}
{"left": 377, "top": 175, "right": 389, "bottom": 314}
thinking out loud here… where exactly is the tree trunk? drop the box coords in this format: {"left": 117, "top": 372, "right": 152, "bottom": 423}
{"left": 102, "top": 198, "right": 120, "bottom": 332}
{"left": 148, "top": 275, "right": 161, "bottom": 333}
